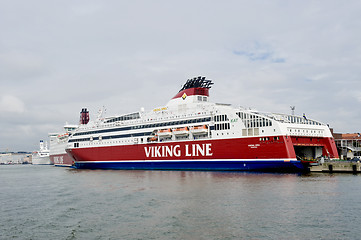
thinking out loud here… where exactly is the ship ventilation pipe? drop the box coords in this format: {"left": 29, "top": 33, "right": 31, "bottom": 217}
{"left": 80, "top": 108, "right": 90, "bottom": 125}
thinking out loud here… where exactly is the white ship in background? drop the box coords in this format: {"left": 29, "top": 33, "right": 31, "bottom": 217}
{"left": 49, "top": 124, "right": 78, "bottom": 167}
{"left": 32, "top": 140, "right": 51, "bottom": 165}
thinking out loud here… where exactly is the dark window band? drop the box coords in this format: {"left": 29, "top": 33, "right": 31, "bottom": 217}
{"left": 69, "top": 131, "right": 153, "bottom": 143}
{"left": 72, "top": 117, "right": 211, "bottom": 137}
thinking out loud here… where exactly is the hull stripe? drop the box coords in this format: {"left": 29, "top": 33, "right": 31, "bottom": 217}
{"left": 75, "top": 158, "right": 297, "bottom": 163}
{"left": 74, "top": 160, "right": 305, "bottom": 172}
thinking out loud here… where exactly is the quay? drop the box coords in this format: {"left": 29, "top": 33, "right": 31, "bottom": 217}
{"left": 309, "top": 161, "right": 361, "bottom": 173}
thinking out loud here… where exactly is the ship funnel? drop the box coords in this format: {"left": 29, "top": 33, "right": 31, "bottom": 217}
{"left": 166, "top": 76, "right": 213, "bottom": 106}
{"left": 80, "top": 108, "right": 90, "bottom": 125}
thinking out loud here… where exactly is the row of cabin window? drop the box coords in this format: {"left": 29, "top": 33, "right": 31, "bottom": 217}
{"left": 214, "top": 115, "right": 228, "bottom": 122}
{"left": 69, "top": 131, "right": 152, "bottom": 143}
{"left": 245, "top": 119, "right": 272, "bottom": 128}
{"left": 260, "top": 137, "right": 279, "bottom": 141}
{"left": 105, "top": 113, "right": 141, "bottom": 123}
{"left": 236, "top": 112, "right": 272, "bottom": 128}
{"left": 74, "top": 117, "right": 211, "bottom": 136}
{"left": 236, "top": 112, "right": 255, "bottom": 120}
{"left": 71, "top": 131, "right": 204, "bottom": 146}
{"left": 286, "top": 116, "right": 322, "bottom": 125}
{"left": 215, "top": 123, "right": 230, "bottom": 130}
{"left": 237, "top": 112, "right": 270, "bottom": 121}
{"left": 289, "top": 129, "right": 322, "bottom": 134}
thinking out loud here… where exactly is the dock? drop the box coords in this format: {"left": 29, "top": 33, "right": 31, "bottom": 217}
{"left": 309, "top": 161, "right": 361, "bottom": 173}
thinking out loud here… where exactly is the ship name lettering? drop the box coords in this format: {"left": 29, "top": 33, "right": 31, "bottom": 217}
{"left": 173, "top": 145, "right": 181, "bottom": 157}
{"left": 53, "top": 156, "right": 64, "bottom": 164}
{"left": 144, "top": 143, "right": 212, "bottom": 158}
{"left": 154, "top": 146, "right": 161, "bottom": 157}
{"left": 144, "top": 145, "right": 181, "bottom": 158}
{"left": 185, "top": 143, "right": 213, "bottom": 157}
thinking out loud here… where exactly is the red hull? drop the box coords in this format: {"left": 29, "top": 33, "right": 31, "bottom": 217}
{"left": 67, "top": 135, "right": 338, "bottom": 163}
{"left": 50, "top": 153, "right": 74, "bottom": 167}
{"left": 291, "top": 136, "right": 339, "bottom": 159}
{"left": 67, "top": 136, "right": 300, "bottom": 162}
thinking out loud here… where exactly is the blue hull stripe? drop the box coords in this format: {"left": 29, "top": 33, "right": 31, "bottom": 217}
{"left": 74, "top": 160, "right": 305, "bottom": 172}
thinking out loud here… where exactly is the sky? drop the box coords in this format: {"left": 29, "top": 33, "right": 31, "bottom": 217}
{"left": 1, "top": 0, "right": 360, "bottom": 152}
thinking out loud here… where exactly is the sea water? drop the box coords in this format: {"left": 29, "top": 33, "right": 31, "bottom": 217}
{"left": 1, "top": 165, "right": 361, "bottom": 240}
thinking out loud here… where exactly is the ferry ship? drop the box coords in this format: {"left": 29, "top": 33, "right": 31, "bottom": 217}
{"left": 49, "top": 124, "right": 77, "bottom": 167}
{"left": 66, "top": 76, "right": 339, "bottom": 171}
{"left": 32, "top": 140, "right": 51, "bottom": 165}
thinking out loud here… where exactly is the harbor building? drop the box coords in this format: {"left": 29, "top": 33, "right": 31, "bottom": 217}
{"left": 0, "top": 152, "right": 32, "bottom": 164}
{"left": 333, "top": 132, "right": 361, "bottom": 160}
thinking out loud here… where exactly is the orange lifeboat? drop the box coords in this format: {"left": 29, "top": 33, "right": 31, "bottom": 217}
{"left": 58, "top": 133, "right": 70, "bottom": 140}
{"left": 148, "top": 135, "right": 158, "bottom": 142}
{"left": 173, "top": 127, "right": 189, "bottom": 136}
{"left": 157, "top": 129, "right": 172, "bottom": 137}
{"left": 190, "top": 125, "right": 208, "bottom": 135}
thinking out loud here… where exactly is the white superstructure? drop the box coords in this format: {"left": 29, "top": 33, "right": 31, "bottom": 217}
{"left": 49, "top": 124, "right": 77, "bottom": 166}
{"left": 32, "top": 140, "right": 51, "bottom": 165}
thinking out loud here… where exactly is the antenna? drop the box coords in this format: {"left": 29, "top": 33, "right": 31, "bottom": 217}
{"left": 290, "top": 106, "right": 295, "bottom": 115}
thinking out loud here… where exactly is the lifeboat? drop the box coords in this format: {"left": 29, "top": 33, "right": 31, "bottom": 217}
{"left": 57, "top": 133, "right": 69, "bottom": 139}
{"left": 157, "top": 129, "right": 172, "bottom": 137}
{"left": 172, "top": 127, "right": 189, "bottom": 136}
{"left": 190, "top": 125, "right": 208, "bottom": 135}
{"left": 148, "top": 135, "right": 158, "bottom": 142}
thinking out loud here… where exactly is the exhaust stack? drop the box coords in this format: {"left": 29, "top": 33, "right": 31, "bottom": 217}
{"left": 80, "top": 108, "right": 89, "bottom": 125}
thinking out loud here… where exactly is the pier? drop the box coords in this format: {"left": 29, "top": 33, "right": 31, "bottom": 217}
{"left": 309, "top": 161, "right": 361, "bottom": 173}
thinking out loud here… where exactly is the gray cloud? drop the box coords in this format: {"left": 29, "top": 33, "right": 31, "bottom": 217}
{"left": 1, "top": 0, "right": 361, "bottom": 151}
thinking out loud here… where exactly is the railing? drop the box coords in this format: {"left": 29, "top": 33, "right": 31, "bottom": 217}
{"left": 346, "top": 146, "right": 361, "bottom": 152}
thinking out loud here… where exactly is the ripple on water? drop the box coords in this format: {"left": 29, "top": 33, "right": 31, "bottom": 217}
{"left": 1, "top": 166, "right": 361, "bottom": 239}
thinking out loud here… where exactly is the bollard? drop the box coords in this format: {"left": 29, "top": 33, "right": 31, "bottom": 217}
{"left": 328, "top": 164, "right": 333, "bottom": 173}
{"left": 352, "top": 164, "right": 357, "bottom": 174}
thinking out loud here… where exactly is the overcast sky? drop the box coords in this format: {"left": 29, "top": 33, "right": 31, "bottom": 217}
{"left": 1, "top": 0, "right": 360, "bottom": 152}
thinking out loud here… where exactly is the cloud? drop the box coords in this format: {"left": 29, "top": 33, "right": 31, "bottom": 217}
{"left": 0, "top": 52, "right": 47, "bottom": 81}
{"left": 0, "top": 0, "right": 361, "bottom": 151}
{"left": 0, "top": 95, "right": 25, "bottom": 113}
{"left": 307, "top": 73, "right": 329, "bottom": 82}
{"left": 70, "top": 3, "right": 103, "bottom": 16}
{"left": 233, "top": 42, "right": 286, "bottom": 63}
{"left": 356, "top": 92, "right": 361, "bottom": 102}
